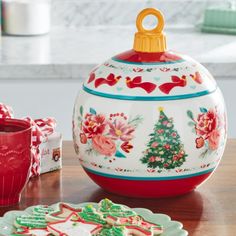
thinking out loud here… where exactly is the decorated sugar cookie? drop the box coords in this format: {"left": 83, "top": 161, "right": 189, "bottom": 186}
{"left": 46, "top": 203, "right": 83, "bottom": 222}
{"left": 14, "top": 215, "right": 47, "bottom": 229}
{"left": 98, "top": 199, "right": 136, "bottom": 218}
{"left": 33, "top": 205, "right": 54, "bottom": 217}
{"left": 78, "top": 204, "right": 107, "bottom": 225}
{"left": 47, "top": 212, "right": 103, "bottom": 236}
{"left": 14, "top": 205, "right": 54, "bottom": 229}
{"left": 12, "top": 226, "right": 50, "bottom": 236}
{"left": 106, "top": 215, "right": 163, "bottom": 236}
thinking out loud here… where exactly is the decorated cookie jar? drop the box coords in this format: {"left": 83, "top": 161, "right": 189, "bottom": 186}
{"left": 73, "top": 8, "right": 227, "bottom": 198}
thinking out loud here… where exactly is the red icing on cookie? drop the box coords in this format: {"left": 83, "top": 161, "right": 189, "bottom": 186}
{"left": 47, "top": 212, "right": 103, "bottom": 235}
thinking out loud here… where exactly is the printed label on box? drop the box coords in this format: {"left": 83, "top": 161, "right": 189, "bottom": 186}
{"left": 39, "top": 133, "right": 62, "bottom": 174}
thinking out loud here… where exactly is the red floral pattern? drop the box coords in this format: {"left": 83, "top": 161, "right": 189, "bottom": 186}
{"left": 188, "top": 107, "right": 224, "bottom": 153}
{"left": 108, "top": 119, "right": 134, "bottom": 141}
{"left": 78, "top": 107, "right": 141, "bottom": 159}
{"left": 121, "top": 142, "right": 133, "bottom": 153}
{"left": 208, "top": 129, "right": 220, "bottom": 150}
{"left": 92, "top": 135, "right": 116, "bottom": 156}
{"left": 195, "top": 109, "right": 217, "bottom": 137}
{"left": 82, "top": 114, "right": 106, "bottom": 138}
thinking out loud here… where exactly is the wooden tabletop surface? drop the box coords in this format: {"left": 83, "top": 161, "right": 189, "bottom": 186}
{"left": 0, "top": 140, "right": 235, "bottom": 235}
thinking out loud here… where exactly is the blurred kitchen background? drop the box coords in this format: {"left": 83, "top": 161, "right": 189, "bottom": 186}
{"left": 0, "top": 0, "right": 235, "bottom": 139}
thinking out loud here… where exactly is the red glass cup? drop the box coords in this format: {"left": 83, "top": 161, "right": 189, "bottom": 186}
{"left": 0, "top": 118, "right": 32, "bottom": 206}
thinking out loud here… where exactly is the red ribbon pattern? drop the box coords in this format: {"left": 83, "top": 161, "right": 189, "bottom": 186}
{"left": 0, "top": 103, "right": 56, "bottom": 177}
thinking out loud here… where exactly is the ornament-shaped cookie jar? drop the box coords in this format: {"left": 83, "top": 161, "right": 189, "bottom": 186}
{"left": 73, "top": 8, "right": 227, "bottom": 198}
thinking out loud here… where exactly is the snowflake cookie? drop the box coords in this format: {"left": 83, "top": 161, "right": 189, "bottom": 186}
{"left": 46, "top": 203, "right": 83, "bottom": 222}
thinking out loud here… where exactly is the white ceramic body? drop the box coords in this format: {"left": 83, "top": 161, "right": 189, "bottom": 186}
{"left": 74, "top": 89, "right": 226, "bottom": 177}
{"left": 73, "top": 51, "right": 227, "bottom": 197}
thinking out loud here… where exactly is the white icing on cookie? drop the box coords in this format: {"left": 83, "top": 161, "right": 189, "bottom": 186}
{"left": 47, "top": 213, "right": 102, "bottom": 236}
{"left": 46, "top": 203, "right": 82, "bottom": 223}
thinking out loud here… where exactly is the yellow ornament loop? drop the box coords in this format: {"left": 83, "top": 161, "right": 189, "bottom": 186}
{"left": 133, "top": 8, "right": 167, "bottom": 53}
{"left": 136, "top": 8, "right": 164, "bottom": 34}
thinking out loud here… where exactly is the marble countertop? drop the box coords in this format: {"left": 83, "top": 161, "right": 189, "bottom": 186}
{"left": 1, "top": 26, "right": 236, "bottom": 80}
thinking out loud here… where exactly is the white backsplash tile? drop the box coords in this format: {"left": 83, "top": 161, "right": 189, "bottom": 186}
{"left": 51, "top": 0, "right": 227, "bottom": 28}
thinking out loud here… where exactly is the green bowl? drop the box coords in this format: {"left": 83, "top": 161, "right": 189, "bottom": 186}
{"left": 201, "top": 7, "right": 236, "bottom": 34}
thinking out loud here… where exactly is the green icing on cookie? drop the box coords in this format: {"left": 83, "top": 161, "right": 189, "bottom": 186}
{"left": 98, "top": 199, "right": 136, "bottom": 218}
{"left": 97, "top": 226, "right": 126, "bottom": 236}
{"left": 78, "top": 205, "right": 107, "bottom": 225}
{"left": 99, "top": 198, "right": 113, "bottom": 212}
{"left": 11, "top": 227, "right": 25, "bottom": 236}
{"left": 15, "top": 215, "right": 47, "bottom": 228}
{"left": 33, "top": 205, "right": 54, "bottom": 216}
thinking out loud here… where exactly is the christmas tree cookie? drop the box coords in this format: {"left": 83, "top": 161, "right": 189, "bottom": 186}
{"left": 141, "top": 107, "right": 187, "bottom": 170}
{"left": 33, "top": 205, "right": 54, "bottom": 217}
{"left": 14, "top": 215, "right": 47, "bottom": 229}
{"left": 98, "top": 199, "right": 136, "bottom": 218}
{"left": 47, "top": 212, "right": 103, "bottom": 236}
{"left": 78, "top": 204, "right": 107, "bottom": 225}
{"left": 14, "top": 205, "right": 54, "bottom": 229}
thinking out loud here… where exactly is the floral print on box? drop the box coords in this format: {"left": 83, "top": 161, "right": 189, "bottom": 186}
{"left": 187, "top": 107, "right": 225, "bottom": 158}
{"left": 77, "top": 106, "right": 142, "bottom": 160}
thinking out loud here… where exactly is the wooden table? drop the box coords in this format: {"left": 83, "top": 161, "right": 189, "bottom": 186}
{"left": 1, "top": 140, "right": 236, "bottom": 235}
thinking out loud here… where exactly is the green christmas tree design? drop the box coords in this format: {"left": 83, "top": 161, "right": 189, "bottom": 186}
{"left": 141, "top": 107, "right": 187, "bottom": 170}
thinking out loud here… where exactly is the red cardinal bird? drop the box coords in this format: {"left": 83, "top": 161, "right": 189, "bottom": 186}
{"left": 159, "top": 75, "right": 187, "bottom": 94}
{"left": 190, "top": 72, "right": 203, "bottom": 84}
{"left": 126, "top": 76, "right": 157, "bottom": 94}
{"left": 95, "top": 73, "right": 121, "bottom": 88}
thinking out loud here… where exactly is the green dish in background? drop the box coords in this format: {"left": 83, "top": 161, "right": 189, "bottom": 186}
{"left": 200, "top": 23, "right": 236, "bottom": 35}
{"left": 0, "top": 202, "right": 188, "bottom": 236}
{"left": 201, "top": 5, "right": 236, "bottom": 34}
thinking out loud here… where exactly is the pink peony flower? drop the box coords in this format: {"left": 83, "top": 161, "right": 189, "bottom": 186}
{"left": 195, "top": 109, "right": 218, "bottom": 137}
{"left": 108, "top": 119, "right": 134, "bottom": 141}
{"left": 83, "top": 114, "right": 107, "bottom": 138}
{"left": 92, "top": 135, "right": 116, "bottom": 156}
{"left": 208, "top": 129, "right": 220, "bottom": 150}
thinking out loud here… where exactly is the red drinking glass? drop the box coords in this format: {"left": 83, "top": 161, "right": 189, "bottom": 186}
{"left": 0, "top": 118, "right": 32, "bottom": 206}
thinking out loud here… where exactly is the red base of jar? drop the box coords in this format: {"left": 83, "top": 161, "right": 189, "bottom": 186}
{"left": 85, "top": 169, "right": 213, "bottom": 198}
